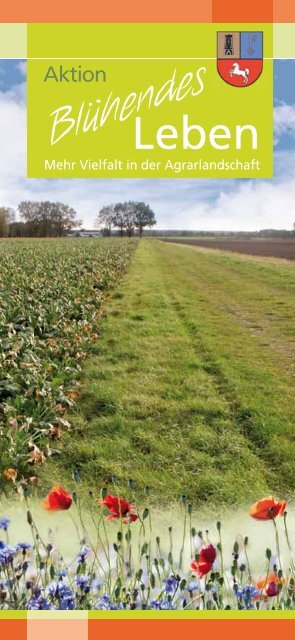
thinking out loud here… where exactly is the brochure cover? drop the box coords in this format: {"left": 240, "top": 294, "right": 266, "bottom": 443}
{"left": 0, "top": 1, "right": 295, "bottom": 639}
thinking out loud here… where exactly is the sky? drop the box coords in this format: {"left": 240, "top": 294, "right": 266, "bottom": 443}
{"left": 0, "top": 59, "right": 294, "bottom": 231}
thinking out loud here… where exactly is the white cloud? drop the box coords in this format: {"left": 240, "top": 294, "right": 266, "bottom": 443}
{"left": 176, "top": 179, "right": 295, "bottom": 231}
{"left": 274, "top": 103, "right": 295, "bottom": 143}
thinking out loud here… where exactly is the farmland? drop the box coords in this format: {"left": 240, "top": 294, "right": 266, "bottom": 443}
{"left": 162, "top": 237, "right": 295, "bottom": 260}
{"left": 0, "top": 238, "right": 136, "bottom": 489}
{"left": 47, "top": 239, "right": 295, "bottom": 505}
{"left": 1, "top": 237, "right": 295, "bottom": 507}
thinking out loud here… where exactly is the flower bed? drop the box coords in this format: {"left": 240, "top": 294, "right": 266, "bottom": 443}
{"left": 0, "top": 486, "right": 294, "bottom": 610}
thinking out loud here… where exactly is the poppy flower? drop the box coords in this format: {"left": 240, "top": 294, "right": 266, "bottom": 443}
{"left": 98, "top": 494, "right": 138, "bottom": 523}
{"left": 199, "top": 544, "right": 216, "bottom": 565}
{"left": 266, "top": 582, "right": 280, "bottom": 597}
{"left": 256, "top": 572, "right": 284, "bottom": 599}
{"left": 191, "top": 559, "right": 213, "bottom": 578}
{"left": 42, "top": 486, "right": 73, "bottom": 511}
{"left": 249, "top": 496, "right": 286, "bottom": 520}
{"left": 191, "top": 544, "right": 216, "bottom": 578}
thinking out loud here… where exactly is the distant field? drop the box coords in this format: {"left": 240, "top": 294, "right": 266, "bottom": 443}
{"left": 162, "top": 237, "right": 295, "bottom": 260}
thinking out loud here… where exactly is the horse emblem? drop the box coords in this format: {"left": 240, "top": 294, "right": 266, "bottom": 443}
{"left": 229, "top": 62, "right": 250, "bottom": 84}
{"left": 217, "top": 31, "right": 263, "bottom": 87}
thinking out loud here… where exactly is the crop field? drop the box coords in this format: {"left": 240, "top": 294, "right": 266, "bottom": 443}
{"left": 1, "top": 238, "right": 295, "bottom": 507}
{"left": 0, "top": 238, "right": 136, "bottom": 489}
{"left": 162, "top": 237, "right": 295, "bottom": 260}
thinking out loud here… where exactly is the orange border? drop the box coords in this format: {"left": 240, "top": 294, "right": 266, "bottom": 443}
{"left": 88, "top": 619, "right": 295, "bottom": 640}
{"left": 1, "top": 0, "right": 295, "bottom": 23}
{"left": 0, "top": 620, "right": 27, "bottom": 640}
{"left": 0, "top": 0, "right": 212, "bottom": 23}
{"left": 212, "top": 0, "right": 273, "bottom": 23}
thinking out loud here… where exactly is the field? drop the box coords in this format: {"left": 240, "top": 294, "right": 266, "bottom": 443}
{"left": 1, "top": 238, "right": 295, "bottom": 507}
{"left": 162, "top": 237, "right": 295, "bottom": 260}
{"left": 43, "top": 239, "right": 295, "bottom": 505}
{"left": 2, "top": 237, "right": 295, "bottom": 612}
{"left": 0, "top": 238, "right": 136, "bottom": 489}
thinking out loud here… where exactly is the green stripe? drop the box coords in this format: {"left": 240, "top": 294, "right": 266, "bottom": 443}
{"left": 88, "top": 610, "right": 295, "bottom": 619}
{"left": 0, "top": 611, "right": 27, "bottom": 619}
{"left": 0, "top": 24, "right": 27, "bottom": 58}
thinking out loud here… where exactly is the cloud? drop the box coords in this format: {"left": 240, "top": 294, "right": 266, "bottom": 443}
{"left": 177, "top": 178, "right": 295, "bottom": 231}
{"left": 0, "top": 63, "right": 294, "bottom": 232}
{"left": 274, "top": 103, "right": 295, "bottom": 144}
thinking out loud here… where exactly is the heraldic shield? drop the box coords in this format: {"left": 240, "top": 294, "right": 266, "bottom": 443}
{"left": 217, "top": 31, "right": 263, "bottom": 87}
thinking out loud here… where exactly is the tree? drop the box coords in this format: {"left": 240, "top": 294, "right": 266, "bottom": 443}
{"left": 133, "top": 202, "right": 156, "bottom": 237}
{"left": 96, "top": 201, "right": 156, "bottom": 238}
{"left": 18, "top": 201, "right": 81, "bottom": 237}
{"left": 113, "top": 202, "right": 128, "bottom": 237}
{"left": 0, "top": 206, "right": 14, "bottom": 237}
{"left": 96, "top": 205, "right": 115, "bottom": 237}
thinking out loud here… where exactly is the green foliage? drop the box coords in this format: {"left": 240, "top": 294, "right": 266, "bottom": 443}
{"left": 0, "top": 238, "right": 136, "bottom": 489}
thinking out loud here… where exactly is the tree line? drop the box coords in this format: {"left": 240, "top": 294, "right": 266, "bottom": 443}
{"left": 0, "top": 200, "right": 156, "bottom": 238}
{"left": 0, "top": 202, "right": 81, "bottom": 237}
{"left": 96, "top": 201, "right": 156, "bottom": 237}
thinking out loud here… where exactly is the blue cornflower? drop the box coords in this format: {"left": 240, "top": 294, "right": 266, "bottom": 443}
{"left": 16, "top": 542, "right": 33, "bottom": 553}
{"left": 0, "top": 518, "right": 10, "bottom": 532}
{"left": 28, "top": 597, "right": 52, "bottom": 610}
{"left": 46, "top": 580, "right": 73, "bottom": 600}
{"left": 188, "top": 580, "right": 200, "bottom": 592}
{"left": 162, "top": 576, "right": 178, "bottom": 595}
{"left": 0, "top": 544, "right": 17, "bottom": 565}
{"left": 96, "top": 594, "right": 124, "bottom": 610}
{"left": 91, "top": 577, "right": 101, "bottom": 591}
{"left": 78, "top": 545, "right": 90, "bottom": 563}
{"left": 59, "top": 594, "right": 75, "bottom": 610}
{"left": 150, "top": 599, "right": 176, "bottom": 610}
{"left": 236, "top": 585, "right": 259, "bottom": 600}
{"left": 74, "top": 575, "right": 89, "bottom": 591}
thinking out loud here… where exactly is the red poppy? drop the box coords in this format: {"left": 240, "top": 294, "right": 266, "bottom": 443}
{"left": 191, "top": 559, "right": 213, "bottom": 578}
{"left": 256, "top": 572, "right": 284, "bottom": 599}
{"left": 42, "top": 485, "right": 73, "bottom": 511}
{"left": 191, "top": 544, "right": 216, "bottom": 578}
{"left": 199, "top": 544, "right": 216, "bottom": 564}
{"left": 98, "top": 494, "right": 138, "bottom": 523}
{"left": 249, "top": 496, "right": 286, "bottom": 520}
{"left": 266, "top": 582, "right": 280, "bottom": 597}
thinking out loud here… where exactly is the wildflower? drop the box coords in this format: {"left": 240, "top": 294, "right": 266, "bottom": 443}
{"left": 191, "top": 559, "right": 212, "bottom": 578}
{"left": 78, "top": 545, "right": 90, "bottom": 563}
{"left": 96, "top": 594, "right": 124, "bottom": 610}
{"left": 98, "top": 494, "right": 138, "bottom": 523}
{"left": 191, "top": 544, "right": 217, "bottom": 578}
{"left": 236, "top": 585, "right": 260, "bottom": 600}
{"left": 0, "top": 544, "right": 17, "bottom": 565}
{"left": 28, "top": 596, "right": 52, "bottom": 610}
{"left": 42, "top": 486, "right": 72, "bottom": 511}
{"left": 162, "top": 576, "right": 178, "bottom": 595}
{"left": 199, "top": 544, "right": 216, "bottom": 565}
{"left": 249, "top": 496, "right": 286, "bottom": 520}
{"left": 266, "top": 582, "right": 280, "bottom": 597}
{"left": 0, "top": 518, "right": 10, "bottom": 531}
{"left": 74, "top": 575, "right": 90, "bottom": 591}
{"left": 16, "top": 542, "right": 33, "bottom": 554}
{"left": 187, "top": 580, "right": 200, "bottom": 592}
{"left": 256, "top": 571, "right": 284, "bottom": 596}
{"left": 150, "top": 599, "right": 176, "bottom": 610}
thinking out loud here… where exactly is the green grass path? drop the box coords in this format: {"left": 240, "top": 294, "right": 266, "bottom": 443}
{"left": 48, "top": 240, "right": 295, "bottom": 505}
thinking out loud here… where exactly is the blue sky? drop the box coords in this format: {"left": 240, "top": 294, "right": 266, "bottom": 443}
{"left": 0, "top": 59, "right": 294, "bottom": 231}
